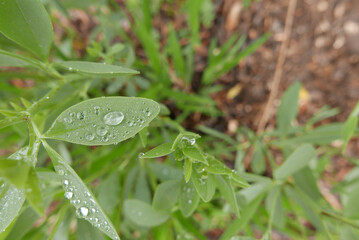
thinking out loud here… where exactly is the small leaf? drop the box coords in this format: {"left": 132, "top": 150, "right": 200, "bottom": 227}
{"left": 138, "top": 127, "right": 148, "bottom": 147}
{"left": 152, "top": 180, "right": 180, "bottom": 211}
{"left": 276, "top": 82, "right": 301, "bottom": 137}
{"left": 171, "top": 132, "right": 201, "bottom": 151}
{"left": 191, "top": 170, "right": 215, "bottom": 202}
{"left": 342, "top": 116, "right": 358, "bottom": 153}
{"left": 183, "top": 159, "right": 192, "bottom": 183}
{"left": 214, "top": 175, "right": 240, "bottom": 217}
{"left": 55, "top": 61, "right": 139, "bottom": 77}
{"left": 179, "top": 180, "right": 200, "bottom": 217}
{"left": 0, "top": 0, "right": 53, "bottom": 59}
{"left": 42, "top": 141, "right": 120, "bottom": 240}
{"left": 274, "top": 144, "right": 316, "bottom": 180}
{"left": 25, "top": 168, "right": 45, "bottom": 215}
{"left": 140, "top": 142, "right": 174, "bottom": 159}
{"left": 0, "top": 159, "right": 29, "bottom": 188}
{"left": 45, "top": 97, "right": 160, "bottom": 145}
{"left": 182, "top": 146, "right": 208, "bottom": 165}
{"left": 265, "top": 186, "right": 285, "bottom": 228}
{"left": 231, "top": 171, "right": 250, "bottom": 188}
{"left": 205, "top": 156, "right": 232, "bottom": 175}
{"left": 124, "top": 199, "right": 169, "bottom": 227}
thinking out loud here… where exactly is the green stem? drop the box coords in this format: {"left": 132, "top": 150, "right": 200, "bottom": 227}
{"left": 321, "top": 211, "right": 359, "bottom": 230}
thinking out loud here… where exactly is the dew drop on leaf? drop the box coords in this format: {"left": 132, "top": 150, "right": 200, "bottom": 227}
{"left": 77, "top": 207, "right": 89, "bottom": 218}
{"left": 85, "top": 132, "right": 95, "bottom": 141}
{"left": 103, "top": 111, "right": 124, "bottom": 126}
{"left": 96, "top": 126, "right": 108, "bottom": 136}
{"left": 64, "top": 192, "right": 73, "bottom": 199}
{"left": 76, "top": 112, "right": 85, "bottom": 120}
{"left": 63, "top": 180, "right": 69, "bottom": 186}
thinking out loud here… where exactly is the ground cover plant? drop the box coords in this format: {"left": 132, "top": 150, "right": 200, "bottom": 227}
{"left": 0, "top": 0, "right": 359, "bottom": 239}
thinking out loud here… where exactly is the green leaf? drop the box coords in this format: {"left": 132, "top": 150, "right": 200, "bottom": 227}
{"left": 45, "top": 97, "right": 160, "bottom": 145}
{"left": 205, "top": 156, "right": 232, "bottom": 175}
{"left": 343, "top": 116, "right": 358, "bottom": 153}
{"left": 0, "top": 182, "right": 25, "bottom": 233}
{"left": 98, "top": 172, "right": 120, "bottom": 214}
{"left": 138, "top": 127, "right": 148, "bottom": 147}
{"left": 182, "top": 146, "right": 208, "bottom": 165}
{"left": 274, "top": 144, "right": 316, "bottom": 180}
{"left": 183, "top": 159, "right": 192, "bottom": 183}
{"left": 124, "top": 199, "right": 169, "bottom": 227}
{"left": 250, "top": 145, "right": 266, "bottom": 174}
{"left": 344, "top": 183, "right": 359, "bottom": 219}
{"left": 153, "top": 180, "right": 181, "bottom": 211}
{"left": 292, "top": 167, "right": 322, "bottom": 201}
{"left": 42, "top": 141, "right": 120, "bottom": 240}
{"left": 134, "top": 168, "right": 151, "bottom": 203}
{"left": 0, "top": 159, "right": 29, "bottom": 188}
{"left": 140, "top": 142, "right": 174, "bottom": 159}
{"left": 179, "top": 180, "right": 200, "bottom": 217}
{"left": 220, "top": 194, "right": 264, "bottom": 240}
{"left": 276, "top": 82, "right": 301, "bottom": 137}
{"left": 55, "top": 61, "right": 139, "bottom": 77}
{"left": 191, "top": 171, "right": 215, "bottom": 202}
{"left": 25, "top": 168, "right": 45, "bottom": 215}
{"left": 77, "top": 219, "right": 105, "bottom": 240}
{"left": 171, "top": 132, "right": 201, "bottom": 151}
{"left": 167, "top": 25, "right": 185, "bottom": 79}
{"left": 0, "top": 0, "right": 53, "bottom": 59}
{"left": 265, "top": 186, "right": 285, "bottom": 228}
{"left": 0, "top": 52, "right": 29, "bottom": 67}
{"left": 214, "top": 175, "right": 240, "bottom": 217}
{"left": 230, "top": 171, "right": 250, "bottom": 188}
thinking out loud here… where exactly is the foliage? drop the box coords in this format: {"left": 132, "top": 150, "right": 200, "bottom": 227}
{"left": 0, "top": 0, "right": 358, "bottom": 240}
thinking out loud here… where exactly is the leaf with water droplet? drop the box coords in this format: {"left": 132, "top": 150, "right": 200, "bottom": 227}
{"left": 124, "top": 199, "right": 169, "bottom": 227}
{"left": 55, "top": 61, "right": 139, "bottom": 77}
{"left": 44, "top": 97, "right": 160, "bottom": 145}
{"left": 152, "top": 180, "right": 180, "bottom": 211}
{"left": 42, "top": 141, "right": 120, "bottom": 240}
{"left": 191, "top": 169, "right": 215, "bottom": 202}
{"left": 171, "top": 132, "right": 201, "bottom": 151}
{"left": 0, "top": 147, "right": 31, "bottom": 233}
{"left": 179, "top": 180, "right": 200, "bottom": 217}
{"left": 182, "top": 146, "right": 208, "bottom": 165}
{"left": 140, "top": 142, "right": 174, "bottom": 159}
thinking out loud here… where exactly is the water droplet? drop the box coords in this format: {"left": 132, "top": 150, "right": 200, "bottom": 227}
{"left": 94, "top": 217, "right": 99, "bottom": 223}
{"left": 128, "top": 121, "right": 134, "bottom": 126}
{"left": 64, "top": 192, "right": 73, "bottom": 199}
{"left": 63, "top": 180, "right": 69, "bottom": 186}
{"left": 138, "top": 152, "right": 144, "bottom": 158}
{"left": 103, "top": 111, "right": 124, "bottom": 126}
{"left": 85, "top": 132, "right": 95, "bottom": 141}
{"left": 188, "top": 200, "right": 192, "bottom": 204}
{"left": 58, "top": 168, "right": 65, "bottom": 176}
{"left": 189, "top": 138, "right": 195, "bottom": 145}
{"left": 68, "top": 67, "right": 73, "bottom": 71}
{"left": 94, "top": 106, "right": 100, "bottom": 115}
{"left": 103, "top": 136, "right": 109, "bottom": 142}
{"left": 77, "top": 207, "right": 89, "bottom": 218}
{"left": 64, "top": 117, "right": 73, "bottom": 124}
{"left": 77, "top": 112, "right": 85, "bottom": 120}
{"left": 70, "top": 112, "right": 75, "bottom": 117}
{"left": 96, "top": 126, "right": 108, "bottom": 136}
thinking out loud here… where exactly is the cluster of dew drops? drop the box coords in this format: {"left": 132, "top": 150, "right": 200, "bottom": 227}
{"left": 61, "top": 104, "right": 152, "bottom": 144}
{"left": 57, "top": 166, "right": 119, "bottom": 240}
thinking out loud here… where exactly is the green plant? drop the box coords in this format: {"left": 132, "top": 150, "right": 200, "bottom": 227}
{"left": 1, "top": 1, "right": 359, "bottom": 240}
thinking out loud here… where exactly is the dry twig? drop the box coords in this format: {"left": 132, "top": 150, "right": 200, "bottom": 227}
{"left": 256, "top": 0, "right": 298, "bottom": 133}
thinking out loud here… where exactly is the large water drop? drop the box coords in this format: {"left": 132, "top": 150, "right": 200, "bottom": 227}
{"left": 103, "top": 111, "right": 124, "bottom": 126}
{"left": 77, "top": 207, "right": 89, "bottom": 218}
{"left": 64, "top": 192, "right": 73, "bottom": 199}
